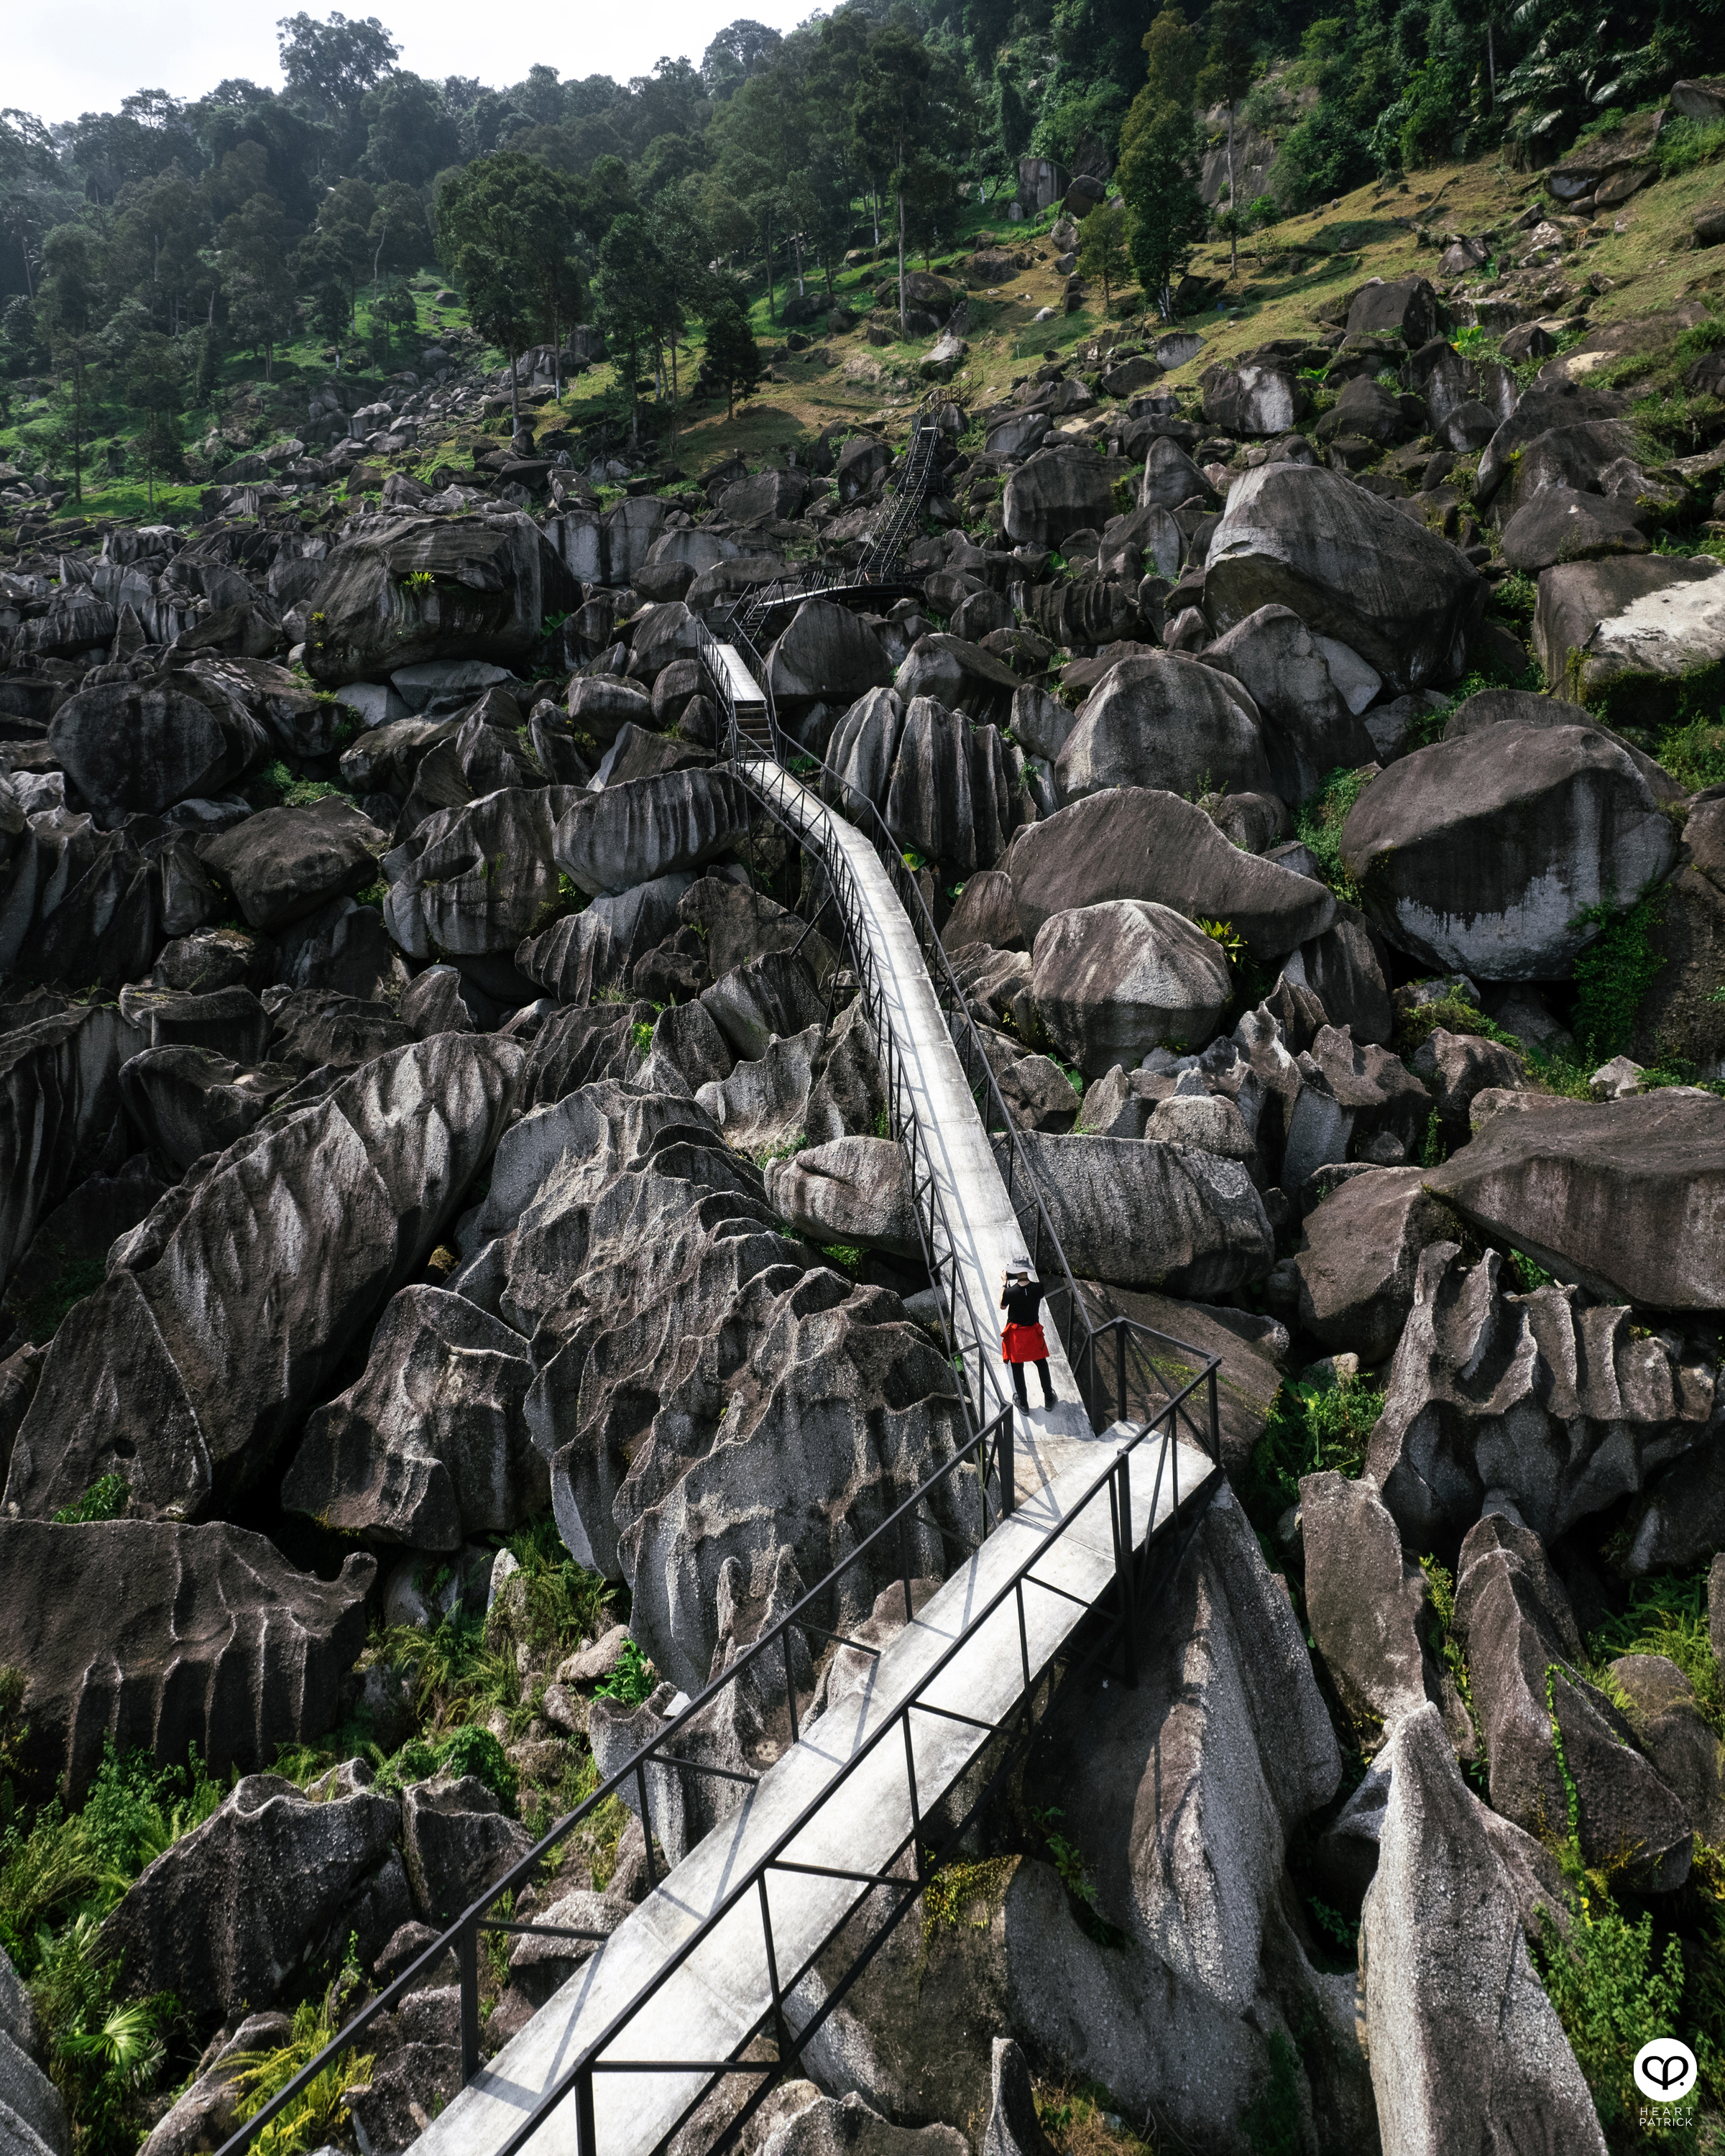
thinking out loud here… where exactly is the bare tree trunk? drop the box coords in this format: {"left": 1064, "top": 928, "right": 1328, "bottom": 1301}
{"left": 1227, "top": 106, "right": 1238, "bottom": 277}
{"left": 508, "top": 345, "right": 520, "bottom": 437}
{"left": 1486, "top": 17, "right": 1496, "bottom": 106}
{"left": 898, "top": 172, "right": 908, "bottom": 336}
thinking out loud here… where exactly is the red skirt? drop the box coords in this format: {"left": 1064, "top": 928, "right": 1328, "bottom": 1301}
{"left": 1003, "top": 1322, "right": 1049, "bottom": 1364}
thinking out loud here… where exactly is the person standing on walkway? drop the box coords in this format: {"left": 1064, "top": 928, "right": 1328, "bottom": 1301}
{"left": 1000, "top": 1264, "right": 1057, "bottom": 1411}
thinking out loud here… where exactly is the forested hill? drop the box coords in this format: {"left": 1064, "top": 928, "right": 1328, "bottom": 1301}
{"left": 2, "top": 0, "right": 1724, "bottom": 512}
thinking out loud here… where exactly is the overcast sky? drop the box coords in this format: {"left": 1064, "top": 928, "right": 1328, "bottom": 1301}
{"left": 8, "top": 0, "right": 819, "bottom": 124}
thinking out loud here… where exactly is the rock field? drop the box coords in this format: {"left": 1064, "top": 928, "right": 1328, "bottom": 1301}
{"left": 1, "top": 240, "right": 1724, "bottom": 2156}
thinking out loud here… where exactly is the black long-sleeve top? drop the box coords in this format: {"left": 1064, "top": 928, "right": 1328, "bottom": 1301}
{"left": 1000, "top": 1279, "right": 1045, "bottom": 1326}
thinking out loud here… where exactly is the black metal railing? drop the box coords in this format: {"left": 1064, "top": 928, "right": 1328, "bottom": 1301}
{"left": 719, "top": 405, "right": 944, "bottom": 654}
{"left": 474, "top": 1353, "right": 1218, "bottom": 2156}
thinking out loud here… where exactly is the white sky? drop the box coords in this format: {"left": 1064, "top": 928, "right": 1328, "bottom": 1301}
{"left": 6, "top": 0, "right": 820, "bottom": 124}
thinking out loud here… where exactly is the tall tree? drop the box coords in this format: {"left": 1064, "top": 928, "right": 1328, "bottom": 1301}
{"left": 1077, "top": 200, "right": 1134, "bottom": 312}
{"left": 218, "top": 190, "right": 296, "bottom": 378}
{"left": 124, "top": 331, "right": 183, "bottom": 507}
{"left": 436, "top": 151, "right": 566, "bottom": 433}
{"left": 276, "top": 11, "right": 400, "bottom": 120}
{"left": 37, "top": 224, "right": 104, "bottom": 500}
{"left": 1197, "top": 0, "right": 1256, "bottom": 275}
{"left": 702, "top": 295, "right": 760, "bottom": 420}
{"left": 1118, "top": 8, "right": 1210, "bottom": 320}
{"left": 849, "top": 29, "right": 933, "bottom": 336}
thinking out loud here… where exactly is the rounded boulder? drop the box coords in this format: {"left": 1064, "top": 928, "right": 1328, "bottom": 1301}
{"left": 1031, "top": 900, "right": 1232, "bottom": 1075}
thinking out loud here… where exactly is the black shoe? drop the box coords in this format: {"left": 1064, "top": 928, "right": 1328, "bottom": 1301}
{"left": 1041, "top": 1391, "right": 1057, "bottom": 1410}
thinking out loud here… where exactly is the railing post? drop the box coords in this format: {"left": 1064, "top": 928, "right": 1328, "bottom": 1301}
{"left": 1116, "top": 1321, "right": 1127, "bottom": 1429}
{"left": 457, "top": 1916, "right": 481, "bottom": 2086}
{"left": 1113, "top": 1456, "right": 1138, "bottom": 1689}
{"left": 636, "top": 1761, "right": 657, "bottom": 1889}
{"left": 783, "top": 1625, "right": 800, "bottom": 1746}
{"left": 903, "top": 1714, "right": 924, "bottom": 1878}
{"left": 758, "top": 1873, "right": 791, "bottom": 2059}
{"left": 575, "top": 2064, "right": 598, "bottom": 2156}
{"left": 1207, "top": 1365, "right": 1220, "bottom": 1471}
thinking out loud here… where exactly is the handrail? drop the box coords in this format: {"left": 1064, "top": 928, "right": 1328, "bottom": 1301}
{"left": 212, "top": 1399, "right": 1015, "bottom": 2156}
{"left": 485, "top": 1350, "right": 1219, "bottom": 2156}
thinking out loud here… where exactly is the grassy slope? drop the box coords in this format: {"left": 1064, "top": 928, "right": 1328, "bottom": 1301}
{"left": 9, "top": 139, "right": 1721, "bottom": 520}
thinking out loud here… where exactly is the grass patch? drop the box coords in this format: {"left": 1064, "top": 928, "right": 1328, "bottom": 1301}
{"left": 1656, "top": 714, "right": 1725, "bottom": 793}
{"left": 12, "top": 1253, "right": 108, "bottom": 1345}
{"left": 1588, "top": 1568, "right": 1723, "bottom": 1740}
{"left": 264, "top": 760, "right": 346, "bottom": 808}
{"left": 51, "top": 1473, "right": 132, "bottom": 1526}
{"left": 1392, "top": 993, "right": 1524, "bottom": 1060}
{"left": 1570, "top": 889, "right": 1667, "bottom": 1062}
{"left": 1239, "top": 1367, "right": 1385, "bottom": 1536}
{"left": 1294, "top": 765, "right": 1374, "bottom": 903}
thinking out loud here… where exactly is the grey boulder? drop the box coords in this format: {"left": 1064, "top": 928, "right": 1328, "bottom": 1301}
{"left": 1204, "top": 464, "right": 1486, "bottom": 691}
{"left": 1366, "top": 1243, "right": 1719, "bottom": 1548}
{"left": 384, "top": 786, "right": 582, "bottom": 959}
{"left": 1532, "top": 553, "right": 1725, "bottom": 723}
{"left": 763, "top": 1138, "right": 919, "bottom": 1258}
{"left": 554, "top": 770, "right": 753, "bottom": 896}
{"left": 995, "top": 1130, "right": 1273, "bottom": 1295}
{"left": 3, "top": 1035, "right": 524, "bottom": 1521}
{"left": 1454, "top": 1514, "right": 1691, "bottom": 1892}
{"left": 1422, "top": 1090, "right": 1725, "bottom": 1309}
{"left": 1295, "top": 1167, "right": 1458, "bottom": 1362}
{"left": 49, "top": 680, "right": 268, "bottom": 815}
{"left": 766, "top": 599, "right": 895, "bottom": 706}
{"left": 1000, "top": 446, "right": 1118, "bottom": 548}
{"left": 303, "top": 511, "right": 576, "bottom": 682}
{"left": 401, "top": 1774, "right": 534, "bottom": 1926}
{"left": 1031, "top": 900, "right": 1232, "bottom": 1074}
{"left": 0, "top": 1519, "right": 372, "bottom": 1802}
{"left": 281, "top": 1286, "right": 542, "bottom": 1549}
{"left": 200, "top": 798, "right": 390, "bottom": 933}
{"left": 1360, "top": 1702, "right": 1605, "bottom": 2155}
{"left": 1339, "top": 724, "right": 1677, "bottom": 978}
{"left": 101, "top": 1771, "right": 401, "bottom": 2022}
{"left": 1055, "top": 653, "right": 1269, "bottom": 801}
{"left": 1202, "top": 604, "right": 1380, "bottom": 803}
{"left": 1007, "top": 788, "right": 1335, "bottom": 957}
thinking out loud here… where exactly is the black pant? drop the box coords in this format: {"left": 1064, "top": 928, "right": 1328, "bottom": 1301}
{"left": 1012, "top": 1360, "right": 1056, "bottom": 1409}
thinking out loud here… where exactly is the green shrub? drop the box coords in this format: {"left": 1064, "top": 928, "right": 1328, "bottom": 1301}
{"left": 1294, "top": 766, "right": 1373, "bottom": 903}
{"left": 0, "top": 1810, "right": 112, "bottom": 1972}
{"left": 1530, "top": 1898, "right": 1688, "bottom": 2142}
{"left": 593, "top": 1639, "right": 656, "bottom": 1709}
{"left": 432, "top": 1723, "right": 518, "bottom": 1810}
{"left": 1240, "top": 1368, "right": 1384, "bottom": 1531}
{"left": 31, "top": 1914, "right": 179, "bottom": 2156}
{"left": 81, "top": 1741, "right": 226, "bottom": 1889}
{"left": 51, "top": 1473, "right": 132, "bottom": 1525}
{"left": 1570, "top": 889, "right": 1667, "bottom": 1061}
{"left": 1588, "top": 1569, "right": 1723, "bottom": 1739}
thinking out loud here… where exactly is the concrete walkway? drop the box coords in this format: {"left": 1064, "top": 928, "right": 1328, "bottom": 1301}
{"left": 405, "top": 742, "right": 1208, "bottom": 2156}
{"left": 743, "top": 755, "right": 1098, "bottom": 1489}
{"left": 412, "top": 1422, "right": 1216, "bottom": 2156}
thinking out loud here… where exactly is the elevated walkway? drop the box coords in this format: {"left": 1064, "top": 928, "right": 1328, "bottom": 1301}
{"left": 216, "top": 395, "right": 1223, "bottom": 2156}
{"left": 413, "top": 1424, "right": 1215, "bottom": 2156}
